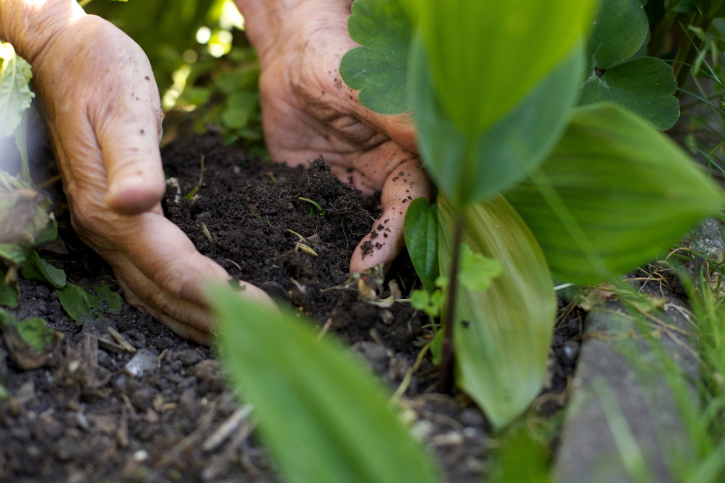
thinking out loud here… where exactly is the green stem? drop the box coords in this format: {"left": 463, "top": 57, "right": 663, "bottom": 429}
{"left": 439, "top": 214, "right": 463, "bottom": 394}
{"left": 674, "top": 14, "right": 713, "bottom": 96}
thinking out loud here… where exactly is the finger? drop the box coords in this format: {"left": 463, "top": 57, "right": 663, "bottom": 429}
{"left": 96, "top": 84, "right": 165, "bottom": 215}
{"left": 350, "top": 158, "right": 433, "bottom": 273}
{"left": 118, "top": 278, "right": 213, "bottom": 346}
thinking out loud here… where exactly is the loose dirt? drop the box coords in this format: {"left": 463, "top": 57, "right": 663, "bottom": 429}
{"left": 0, "top": 133, "right": 583, "bottom": 483}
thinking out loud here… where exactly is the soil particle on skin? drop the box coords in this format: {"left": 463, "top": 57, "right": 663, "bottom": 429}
{"left": 0, "top": 133, "right": 582, "bottom": 483}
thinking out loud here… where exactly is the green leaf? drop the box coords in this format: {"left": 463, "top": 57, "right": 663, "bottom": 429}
{"left": 411, "top": 38, "right": 584, "bottom": 205}
{"left": 0, "top": 308, "right": 59, "bottom": 370}
{"left": 56, "top": 283, "right": 123, "bottom": 324}
{"left": 0, "top": 42, "right": 34, "bottom": 138}
{"left": 438, "top": 195, "right": 556, "bottom": 430}
{"left": 0, "top": 268, "right": 17, "bottom": 309}
{"left": 586, "top": 0, "right": 649, "bottom": 71}
{"left": 505, "top": 103, "right": 724, "bottom": 285}
{"left": 490, "top": 428, "right": 551, "bottom": 483}
{"left": 581, "top": 57, "right": 679, "bottom": 130}
{"left": 412, "top": 0, "right": 595, "bottom": 136}
{"left": 21, "top": 251, "right": 66, "bottom": 289}
{"left": 16, "top": 317, "right": 57, "bottom": 354}
{"left": 458, "top": 244, "right": 503, "bottom": 292}
{"left": 403, "top": 198, "right": 439, "bottom": 292}
{"left": 214, "top": 289, "right": 443, "bottom": 483}
{"left": 339, "top": 0, "right": 412, "bottom": 114}
{"left": 221, "top": 91, "right": 259, "bottom": 130}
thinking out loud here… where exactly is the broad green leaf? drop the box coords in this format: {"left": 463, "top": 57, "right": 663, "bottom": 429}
{"left": 411, "top": 38, "right": 584, "bottom": 205}
{"left": 586, "top": 0, "right": 649, "bottom": 71}
{"left": 580, "top": 57, "right": 679, "bottom": 130}
{"left": 403, "top": 198, "right": 439, "bottom": 292}
{"left": 340, "top": 0, "right": 412, "bottom": 114}
{"left": 438, "top": 195, "right": 556, "bottom": 430}
{"left": 56, "top": 283, "right": 123, "bottom": 324}
{"left": 581, "top": 0, "right": 678, "bottom": 130}
{"left": 413, "top": 0, "right": 595, "bottom": 136}
{"left": 0, "top": 172, "right": 52, "bottom": 266}
{"left": 214, "top": 289, "right": 443, "bottom": 483}
{"left": 506, "top": 103, "right": 723, "bottom": 285}
{"left": 22, "top": 251, "right": 66, "bottom": 289}
{"left": 0, "top": 42, "right": 34, "bottom": 138}
{"left": 490, "top": 428, "right": 551, "bottom": 483}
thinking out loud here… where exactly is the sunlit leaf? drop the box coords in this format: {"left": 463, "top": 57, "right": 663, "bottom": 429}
{"left": 0, "top": 42, "right": 34, "bottom": 138}
{"left": 21, "top": 251, "right": 66, "bottom": 289}
{"left": 580, "top": 57, "right": 679, "bottom": 130}
{"left": 214, "top": 289, "right": 443, "bottom": 483}
{"left": 403, "top": 198, "right": 439, "bottom": 292}
{"left": 506, "top": 103, "right": 723, "bottom": 285}
{"left": 56, "top": 283, "right": 123, "bottom": 324}
{"left": 412, "top": 0, "right": 595, "bottom": 136}
{"left": 438, "top": 195, "right": 556, "bottom": 430}
{"left": 411, "top": 37, "right": 584, "bottom": 205}
{"left": 340, "top": 0, "right": 412, "bottom": 114}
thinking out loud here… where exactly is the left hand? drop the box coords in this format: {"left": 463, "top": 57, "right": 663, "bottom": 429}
{"left": 235, "top": 0, "right": 433, "bottom": 273}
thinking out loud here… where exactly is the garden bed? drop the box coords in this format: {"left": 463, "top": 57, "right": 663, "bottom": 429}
{"left": 0, "top": 133, "right": 584, "bottom": 483}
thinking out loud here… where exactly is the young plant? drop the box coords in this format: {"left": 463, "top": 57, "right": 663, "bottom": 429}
{"left": 341, "top": 0, "right": 723, "bottom": 429}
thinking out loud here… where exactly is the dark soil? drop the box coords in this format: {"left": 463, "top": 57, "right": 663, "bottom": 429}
{"left": 0, "top": 132, "right": 584, "bottom": 483}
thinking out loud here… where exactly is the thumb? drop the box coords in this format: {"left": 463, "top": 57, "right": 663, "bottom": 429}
{"left": 350, "top": 157, "right": 432, "bottom": 273}
{"left": 98, "top": 81, "right": 166, "bottom": 215}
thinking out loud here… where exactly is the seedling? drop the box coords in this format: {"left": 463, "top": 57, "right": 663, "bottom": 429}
{"left": 182, "top": 155, "right": 204, "bottom": 201}
{"left": 299, "top": 197, "right": 325, "bottom": 216}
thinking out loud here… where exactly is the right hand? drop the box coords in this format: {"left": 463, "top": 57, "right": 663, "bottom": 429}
{"left": 19, "top": 8, "right": 270, "bottom": 345}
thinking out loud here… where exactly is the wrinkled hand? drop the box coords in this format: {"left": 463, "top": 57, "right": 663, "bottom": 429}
{"left": 237, "top": 0, "right": 433, "bottom": 273}
{"left": 15, "top": 7, "right": 270, "bottom": 345}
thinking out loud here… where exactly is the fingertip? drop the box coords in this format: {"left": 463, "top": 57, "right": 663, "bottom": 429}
{"left": 105, "top": 174, "right": 166, "bottom": 214}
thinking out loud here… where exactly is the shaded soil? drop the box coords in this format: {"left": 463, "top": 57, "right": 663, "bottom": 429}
{"left": 0, "top": 133, "right": 584, "bottom": 483}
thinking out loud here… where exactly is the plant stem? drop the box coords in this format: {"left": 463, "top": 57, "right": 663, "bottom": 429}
{"left": 439, "top": 214, "right": 464, "bottom": 394}
{"left": 674, "top": 14, "right": 712, "bottom": 97}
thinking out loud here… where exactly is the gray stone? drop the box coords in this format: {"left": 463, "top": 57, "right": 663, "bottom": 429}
{"left": 554, "top": 287, "right": 697, "bottom": 483}
{"left": 688, "top": 217, "right": 725, "bottom": 261}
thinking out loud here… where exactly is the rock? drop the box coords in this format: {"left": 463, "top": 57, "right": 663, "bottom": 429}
{"left": 124, "top": 348, "right": 158, "bottom": 377}
{"left": 177, "top": 349, "right": 202, "bottom": 367}
{"left": 352, "top": 341, "right": 389, "bottom": 374}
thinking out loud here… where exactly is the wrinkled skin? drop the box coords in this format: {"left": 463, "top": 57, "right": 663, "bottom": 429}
{"left": 2, "top": 0, "right": 431, "bottom": 344}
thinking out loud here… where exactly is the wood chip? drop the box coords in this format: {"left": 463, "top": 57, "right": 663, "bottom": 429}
{"left": 202, "top": 404, "right": 253, "bottom": 453}
{"left": 107, "top": 327, "right": 137, "bottom": 353}
{"left": 98, "top": 335, "right": 126, "bottom": 354}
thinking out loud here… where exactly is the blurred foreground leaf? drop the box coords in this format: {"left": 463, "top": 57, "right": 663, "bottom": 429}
{"left": 411, "top": 0, "right": 595, "bottom": 137}
{"left": 411, "top": 38, "right": 584, "bottom": 205}
{"left": 438, "top": 195, "right": 556, "bottom": 430}
{"left": 56, "top": 284, "right": 123, "bottom": 324}
{"left": 506, "top": 103, "right": 723, "bottom": 285}
{"left": 0, "top": 172, "right": 55, "bottom": 267}
{"left": 214, "top": 289, "right": 443, "bottom": 483}
{"left": 340, "top": 0, "right": 412, "bottom": 114}
{"left": 403, "top": 198, "right": 439, "bottom": 292}
{"left": 0, "top": 308, "right": 60, "bottom": 370}
{"left": 0, "top": 42, "right": 34, "bottom": 137}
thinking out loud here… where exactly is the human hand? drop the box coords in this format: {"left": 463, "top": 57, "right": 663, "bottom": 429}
{"left": 236, "top": 0, "right": 433, "bottom": 274}
{"left": 2, "top": 1, "right": 270, "bottom": 345}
